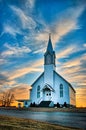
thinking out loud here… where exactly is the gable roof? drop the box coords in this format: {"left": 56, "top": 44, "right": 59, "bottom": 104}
{"left": 31, "top": 72, "right": 44, "bottom": 86}
{"left": 42, "top": 83, "right": 55, "bottom": 92}
{"left": 54, "top": 71, "right": 76, "bottom": 93}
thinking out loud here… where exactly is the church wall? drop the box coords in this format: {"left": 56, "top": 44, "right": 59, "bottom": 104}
{"left": 69, "top": 87, "right": 76, "bottom": 106}
{"left": 31, "top": 74, "right": 44, "bottom": 104}
{"left": 52, "top": 72, "right": 70, "bottom": 104}
{"left": 44, "top": 64, "right": 55, "bottom": 87}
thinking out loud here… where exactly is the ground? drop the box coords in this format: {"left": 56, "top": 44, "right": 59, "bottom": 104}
{"left": 27, "top": 107, "right": 86, "bottom": 112}
{"left": 1, "top": 106, "right": 85, "bottom": 112}
{"left": 0, "top": 115, "right": 81, "bottom": 130}
{"left": 0, "top": 107, "right": 86, "bottom": 130}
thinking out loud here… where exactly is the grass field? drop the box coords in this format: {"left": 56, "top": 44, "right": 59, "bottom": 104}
{"left": 0, "top": 107, "right": 86, "bottom": 113}
{"left": 0, "top": 115, "right": 81, "bottom": 130}
{"left": 27, "top": 107, "right": 86, "bottom": 113}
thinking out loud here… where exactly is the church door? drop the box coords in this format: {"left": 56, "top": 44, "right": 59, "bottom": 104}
{"left": 43, "top": 88, "right": 51, "bottom": 101}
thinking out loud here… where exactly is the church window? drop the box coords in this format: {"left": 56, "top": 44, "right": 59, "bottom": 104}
{"left": 49, "top": 93, "right": 51, "bottom": 96}
{"left": 37, "top": 86, "right": 40, "bottom": 98}
{"left": 60, "top": 84, "right": 63, "bottom": 97}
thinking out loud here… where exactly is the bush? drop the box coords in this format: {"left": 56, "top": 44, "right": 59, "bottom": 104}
{"left": 63, "top": 102, "right": 67, "bottom": 107}
{"left": 57, "top": 102, "right": 60, "bottom": 108}
{"left": 30, "top": 102, "right": 36, "bottom": 107}
{"left": 33, "top": 102, "right": 36, "bottom": 107}
{"left": 30, "top": 103, "right": 33, "bottom": 107}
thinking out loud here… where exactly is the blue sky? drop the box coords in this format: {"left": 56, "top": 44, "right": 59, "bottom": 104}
{"left": 0, "top": 0, "right": 86, "bottom": 107}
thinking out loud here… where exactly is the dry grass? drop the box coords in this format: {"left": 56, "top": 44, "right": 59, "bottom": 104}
{"left": 0, "top": 115, "right": 81, "bottom": 130}
{"left": 27, "top": 107, "right": 86, "bottom": 113}
{"left": 1, "top": 107, "right": 86, "bottom": 113}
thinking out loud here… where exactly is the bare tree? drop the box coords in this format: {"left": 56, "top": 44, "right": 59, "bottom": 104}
{"left": 0, "top": 90, "right": 15, "bottom": 107}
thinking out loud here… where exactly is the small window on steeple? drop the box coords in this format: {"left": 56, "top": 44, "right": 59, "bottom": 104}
{"left": 46, "top": 54, "right": 51, "bottom": 64}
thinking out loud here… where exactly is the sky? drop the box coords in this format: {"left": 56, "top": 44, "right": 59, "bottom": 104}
{"left": 0, "top": 0, "right": 86, "bottom": 107}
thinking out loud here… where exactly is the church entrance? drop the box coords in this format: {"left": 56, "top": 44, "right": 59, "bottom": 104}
{"left": 43, "top": 88, "right": 51, "bottom": 101}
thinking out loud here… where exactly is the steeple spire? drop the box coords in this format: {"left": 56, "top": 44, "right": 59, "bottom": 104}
{"left": 49, "top": 33, "right": 51, "bottom": 40}
{"left": 47, "top": 33, "right": 53, "bottom": 53}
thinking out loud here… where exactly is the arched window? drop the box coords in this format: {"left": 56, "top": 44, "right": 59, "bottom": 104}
{"left": 60, "top": 84, "right": 63, "bottom": 97}
{"left": 37, "top": 85, "right": 40, "bottom": 98}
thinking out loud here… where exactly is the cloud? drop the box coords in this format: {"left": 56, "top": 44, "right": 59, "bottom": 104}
{"left": 77, "top": 83, "right": 86, "bottom": 87}
{"left": 24, "top": 32, "right": 50, "bottom": 53}
{"left": 63, "top": 59, "right": 81, "bottom": 68}
{"left": 8, "top": 59, "right": 43, "bottom": 80}
{"left": 6, "top": 80, "right": 17, "bottom": 86}
{"left": 35, "top": 33, "right": 47, "bottom": 42}
{"left": 0, "top": 56, "right": 43, "bottom": 89}
{"left": 56, "top": 45, "right": 76, "bottom": 59}
{"left": 10, "top": 5, "right": 36, "bottom": 30}
{"left": 76, "top": 87, "right": 86, "bottom": 107}
{"left": 33, "top": 47, "right": 45, "bottom": 54}
{"left": 0, "top": 58, "right": 7, "bottom": 65}
{"left": 68, "top": 75, "right": 86, "bottom": 84}
{"left": 0, "top": 72, "right": 17, "bottom": 94}
{"left": 2, "top": 24, "right": 21, "bottom": 36}
{"left": 0, "top": 72, "right": 17, "bottom": 91}
{"left": 9, "top": 2, "right": 85, "bottom": 56}
{"left": 10, "top": 83, "right": 31, "bottom": 99}
{"left": 49, "top": 5, "right": 86, "bottom": 43}
{"left": 1, "top": 43, "right": 31, "bottom": 57}
{"left": 8, "top": 67, "right": 42, "bottom": 80}
{"left": 83, "top": 43, "right": 86, "bottom": 47}
{"left": 0, "top": 74, "right": 8, "bottom": 86}
{"left": 63, "top": 55, "right": 86, "bottom": 68}
{"left": 23, "top": 5, "right": 85, "bottom": 54}
{"left": 57, "top": 54, "right": 86, "bottom": 87}
{"left": 25, "top": 0, "right": 35, "bottom": 9}
{"left": 59, "top": 53, "right": 86, "bottom": 69}
{"left": 0, "top": 83, "right": 31, "bottom": 100}
{"left": 25, "top": 4, "right": 85, "bottom": 51}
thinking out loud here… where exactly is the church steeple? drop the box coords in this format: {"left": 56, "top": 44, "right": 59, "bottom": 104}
{"left": 44, "top": 34, "right": 56, "bottom": 86}
{"left": 47, "top": 33, "right": 53, "bottom": 53}
{"left": 44, "top": 34, "right": 56, "bottom": 66}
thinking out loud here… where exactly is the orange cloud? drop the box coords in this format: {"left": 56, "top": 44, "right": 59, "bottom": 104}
{"left": 76, "top": 87, "right": 86, "bottom": 107}
{"left": 56, "top": 46, "right": 76, "bottom": 59}
{"left": 6, "top": 58, "right": 44, "bottom": 80}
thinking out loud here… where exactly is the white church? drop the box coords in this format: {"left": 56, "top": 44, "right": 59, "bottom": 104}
{"left": 30, "top": 34, "right": 76, "bottom": 107}
{"left": 17, "top": 34, "right": 76, "bottom": 108}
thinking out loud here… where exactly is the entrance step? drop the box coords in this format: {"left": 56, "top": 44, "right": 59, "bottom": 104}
{"left": 38, "top": 101, "right": 54, "bottom": 107}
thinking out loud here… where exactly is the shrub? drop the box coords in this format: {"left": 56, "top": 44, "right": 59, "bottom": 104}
{"left": 57, "top": 102, "right": 60, "bottom": 108}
